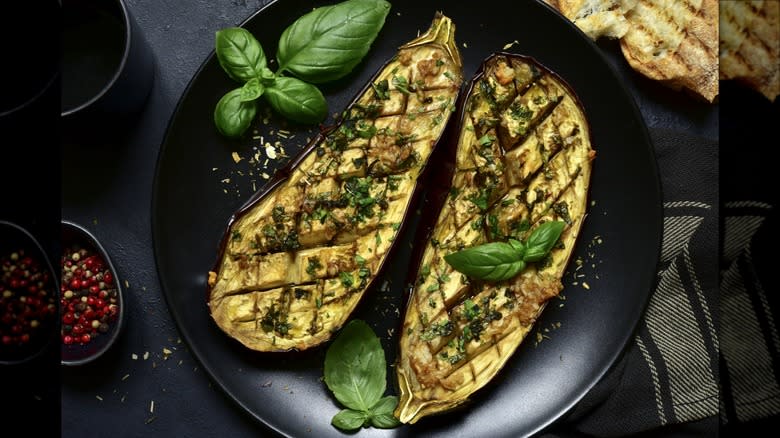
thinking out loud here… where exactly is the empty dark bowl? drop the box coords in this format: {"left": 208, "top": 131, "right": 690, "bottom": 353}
{"left": 61, "top": 220, "right": 125, "bottom": 366}
{"left": 0, "top": 221, "right": 58, "bottom": 365}
{"left": 61, "top": 0, "right": 155, "bottom": 134}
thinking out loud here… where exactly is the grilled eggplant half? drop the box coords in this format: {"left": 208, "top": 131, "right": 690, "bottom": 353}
{"left": 395, "top": 53, "right": 595, "bottom": 423}
{"left": 207, "top": 13, "right": 463, "bottom": 352}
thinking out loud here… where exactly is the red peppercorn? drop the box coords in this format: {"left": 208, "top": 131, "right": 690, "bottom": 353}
{"left": 58, "top": 244, "right": 119, "bottom": 347}
{"left": 63, "top": 313, "right": 74, "bottom": 324}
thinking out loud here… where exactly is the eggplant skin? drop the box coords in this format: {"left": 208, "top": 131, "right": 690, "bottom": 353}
{"left": 395, "top": 53, "right": 596, "bottom": 423}
{"left": 207, "top": 13, "right": 463, "bottom": 353}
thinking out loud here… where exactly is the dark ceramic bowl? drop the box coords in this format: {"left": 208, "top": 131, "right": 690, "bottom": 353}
{"left": 61, "top": 220, "right": 125, "bottom": 366}
{"left": 61, "top": 0, "right": 155, "bottom": 126}
{"left": 0, "top": 221, "right": 58, "bottom": 365}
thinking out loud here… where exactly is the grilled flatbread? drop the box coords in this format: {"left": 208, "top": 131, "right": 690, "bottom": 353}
{"left": 619, "top": 0, "right": 719, "bottom": 102}
{"left": 545, "top": 0, "right": 719, "bottom": 102}
{"left": 719, "top": 0, "right": 779, "bottom": 101}
{"left": 544, "top": 0, "right": 638, "bottom": 39}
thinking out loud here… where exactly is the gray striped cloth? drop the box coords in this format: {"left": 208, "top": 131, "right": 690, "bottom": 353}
{"left": 717, "top": 79, "right": 780, "bottom": 435}
{"left": 721, "top": 200, "right": 780, "bottom": 425}
{"left": 543, "top": 129, "right": 723, "bottom": 436}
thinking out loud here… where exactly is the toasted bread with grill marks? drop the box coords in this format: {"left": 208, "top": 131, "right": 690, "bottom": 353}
{"left": 543, "top": 0, "right": 638, "bottom": 39}
{"left": 619, "top": 0, "right": 719, "bottom": 103}
{"left": 719, "top": 0, "right": 779, "bottom": 101}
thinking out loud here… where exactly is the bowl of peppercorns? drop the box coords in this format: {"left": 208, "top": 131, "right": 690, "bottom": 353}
{"left": 60, "top": 220, "right": 124, "bottom": 366}
{"left": 0, "top": 221, "right": 58, "bottom": 365}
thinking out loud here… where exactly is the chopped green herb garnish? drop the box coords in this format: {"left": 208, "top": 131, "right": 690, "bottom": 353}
{"left": 356, "top": 122, "right": 377, "bottom": 139}
{"left": 372, "top": 79, "right": 390, "bottom": 100}
{"left": 463, "top": 299, "right": 479, "bottom": 321}
{"left": 306, "top": 256, "right": 323, "bottom": 276}
{"left": 552, "top": 201, "right": 572, "bottom": 225}
{"left": 392, "top": 75, "right": 411, "bottom": 94}
{"left": 340, "top": 271, "right": 354, "bottom": 288}
{"left": 420, "top": 319, "right": 453, "bottom": 341}
{"left": 272, "top": 205, "right": 286, "bottom": 222}
{"left": 478, "top": 134, "right": 495, "bottom": 147}
{"left": 510, "top": 102, "right": 534, "bottom": 120}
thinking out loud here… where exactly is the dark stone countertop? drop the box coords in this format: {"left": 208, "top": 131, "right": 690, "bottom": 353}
{"left": 54, "top": 1, "right": 716, "bottom": 437}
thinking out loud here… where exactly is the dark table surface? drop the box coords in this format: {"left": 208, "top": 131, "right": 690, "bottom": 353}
{"left": 56, "top": 0, "right": 716, "bottom": 437}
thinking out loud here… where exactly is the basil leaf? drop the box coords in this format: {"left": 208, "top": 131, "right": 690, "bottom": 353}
{"left": 444, "top": 242, "right": 526, "bottom": 282}
{"left": 369, "top": 395, "right": 398, "bottom": 413}
{"left": 324, "top": 320, "right": 386, "bottom": 412}
{"left": 331, "top": 409, "right": 368, "bottom": 431}
{"left": 508, "top": 239, "right": 525, "bottom": 257}
{"left": 214, "top": 88, "right": 257, "bottom": 138}
{"left": 263, "top": 77, "right": 327, "bottom": 125}
{"left": 239, "top": 78, "right": 264, "bottom": 102}
{"left": 370, "top": 412, "right": 401, "bottom": 428}
{"left": 259, "top": 67, "right": 276, "bottom": 85}
{"left": 523, "top": 220, "right": 566, "bottom": 262}
{"left": 368, "top": 396, "right": 400, "bottom": 428}
{"left": 215, "top": 27, "right": 266, "bottom": 82}
{"left": 276, "top": 0, "right": 391, "bottom": 83}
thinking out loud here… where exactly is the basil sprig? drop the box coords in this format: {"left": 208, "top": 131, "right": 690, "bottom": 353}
{"left": 324, "top": 320, "right": 401, "bottom": 431}
{"left": 444, "top": 221, "right": 566, "bottom": 282}
{"left": 213, "top": 0, "right": 391, "bottom": 138}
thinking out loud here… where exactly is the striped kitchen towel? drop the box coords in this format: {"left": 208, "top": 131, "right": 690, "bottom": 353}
{"left": 543, "top": 128, "right": 720, "bottom": 437}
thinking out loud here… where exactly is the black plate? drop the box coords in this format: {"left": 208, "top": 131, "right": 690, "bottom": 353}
{"left": 151, "top": 1, "right": 662, "bottom": 436}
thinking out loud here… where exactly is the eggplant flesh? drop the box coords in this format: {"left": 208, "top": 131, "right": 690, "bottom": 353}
{"left": 395, "top": 53, "right": 595, "bottom": 423}
{"left": 207, "top": 13, "right": 463, "bottom": 352}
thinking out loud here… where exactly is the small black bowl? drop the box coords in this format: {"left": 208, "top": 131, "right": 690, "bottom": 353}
{"left": 61, "top": 0, "right": 155, "bottom": 133}
{"left": 0, "top": 221, "right": 58, "bottom": 366}
{"left": 61, "top": 220, "right": 125, "bottom": 366}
